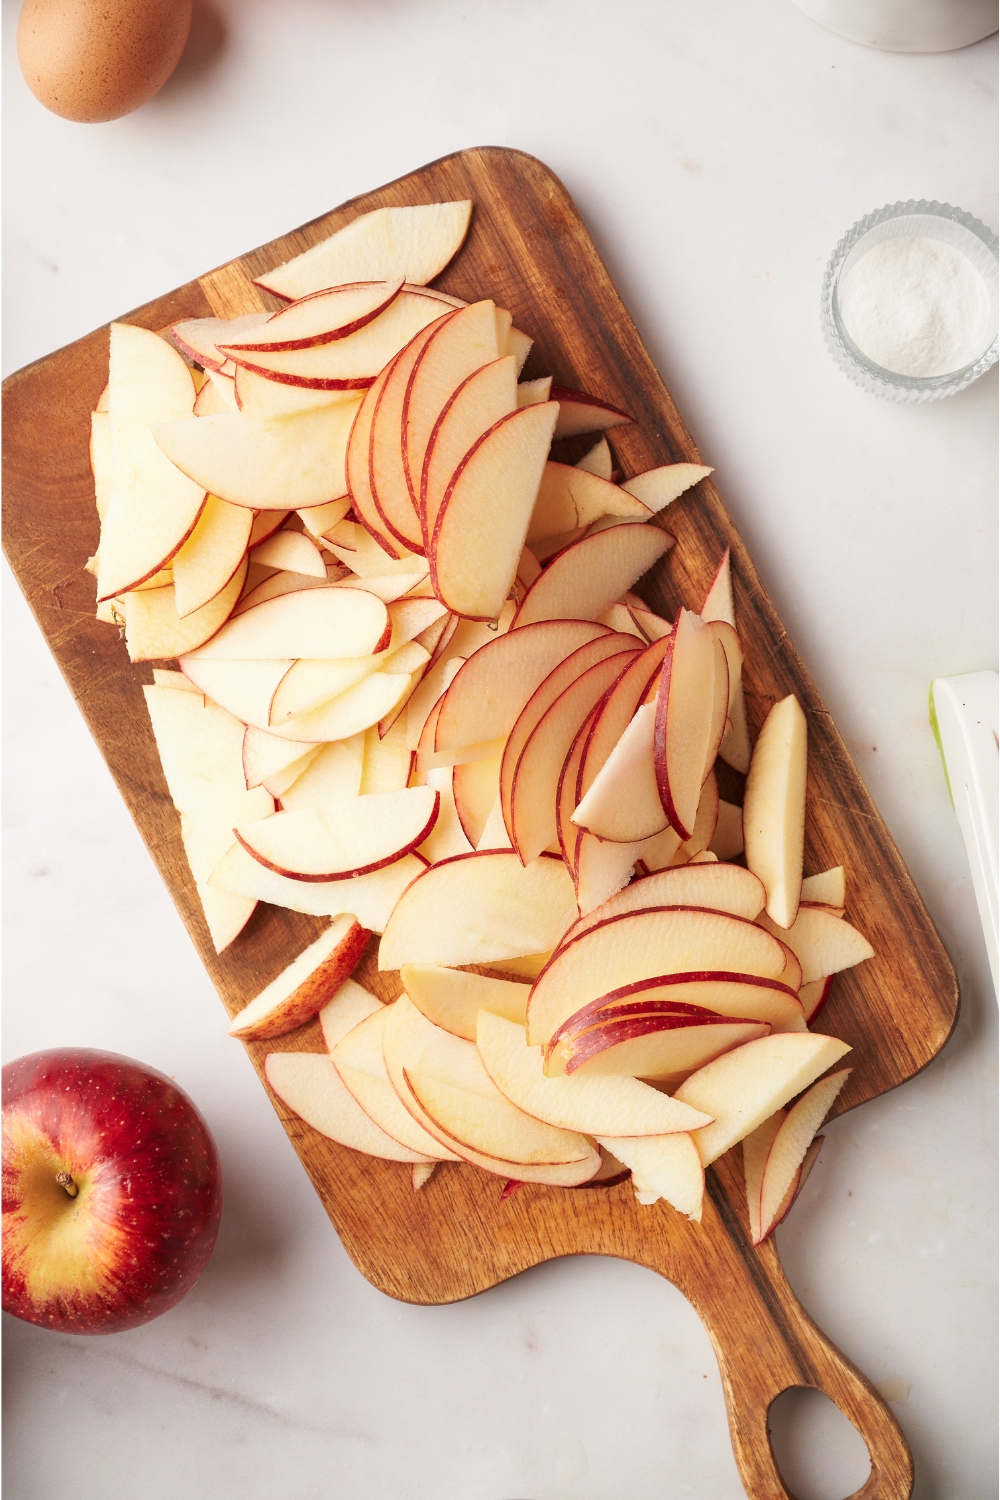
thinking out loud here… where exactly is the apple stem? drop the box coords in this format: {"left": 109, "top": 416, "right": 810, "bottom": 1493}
{"left": 55, "top": 1171, "right": 79, "bottom": 1198}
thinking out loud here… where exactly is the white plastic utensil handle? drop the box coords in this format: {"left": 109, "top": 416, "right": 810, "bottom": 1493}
{"left": 930, "top": 671, "right": 999, "bottom": 994}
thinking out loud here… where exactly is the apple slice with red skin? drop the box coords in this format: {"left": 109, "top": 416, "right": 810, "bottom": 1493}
{"left": 451, "top": 756, "right": 501, "bottom": 848}
{"left": 400, "top": 964, "right": 529, "bottom": 1041}
{"left": 180, "top": 657, "right": 292, "bottom": 729}
{"left": 172, "top": 496, "right": 254, "bottom": 618}
{"left": 755, "top": 1068, "right": 850, "bottom": 1242}
{"left": 248, "top": 510, "right": 291, "bottom": 547}
{"left": 743, "top": 694, "right": 809, "bottom": 929}
{"left": 2, "top": 1049, "right": 223, "bottom": 1333}
{"left": 107, "top": 322, "right": 196, "bottom": 483}
{"left": 378, "top": 850, "right": 578, "bottom": 971}
{"left": 253, "top": 201, "right": 473, "bottom": 301}
{"left": 620, "top": 463, "right": 713, "bottom": 512}
{"left": 250, "top": 528, "right": 327, "bottom": 578}
{"left": 265, "top": 1052, "right": 434, "bottom": 1164}
{"left": 525, "top": 462, "right": 650, "bottom": 543}
{"left": 227, "top": 915, "right": 368, "bottom": 1040}
{"left": 182, "top": 586, "right": 391, "bottom": 661}
{"left": 243, "top": 726, "right": 321, "bottom": 791}
{"left": 430, "top": 401, "right": 560, "bottom": 621}
{"left": 545, "top": 1005, "right": 770, "bottom": 1080}
{"left": 222, "top": 280, "right": 405, "bottom": 352}
{"left": 419, "top": 356, "right": 519, "bottom": 549}
{"left": 278, "top": 735, "right": 366, "bottom": 811}
{"left": 96, "top": 429, "right": 207, "bottom": 602}
{"left": 516, "top": 376, "right": 553, "bottom": 408}
{"left": 802, "top": 866, "right": 846, "bottom": 907}
{"left": 511, "top": 649, "right": 640, "bottom": 863}
{"left": 476, "top": 1011, "right": 712, "bottom": 1138}
{"left": 559, "top": 863, "right": 767, "bottom": 948}
{"left": 576, "top": 636, "right": 671, "bottom": 807}
{"left": 673, "top": 1031, "right": 852, "bottom": 1165}
{"left": 757, "top": 906, "right": 873, "bottom": 985}
{"left": 653, "top": 608, "right": 729, "bottom": 841}
{"left": 663, "top": 769, "right": 721, "bottom": 867}
{"left": 525, "top": 906, "right": 791, "bottom": 1047}
{"left": 123, "top": 561, "right": 247, "bottom": 663}
{"left": 596, "top": 1131, "right": 704, "bottom": 1218}
{"left": 210, "top": 842, "right": 427, "bottom": 932}
{"left": 573, "top": 833, "right": 644, "bottom": 915}
{"left": 172, "top": 312, "right": 271, "bottom": 371}
{"left": 512, "top": 524, "right": 674, "bottom": 630}
{"left": 799, "top": 975, "right": 834, "bottom": 1024}
{"left": 572, "top": 700, "right": 667, "bottom": 843}
{"left": 235, "top": 785, "right": 439, "bottom": 881}
{"left": 194, "top": 374, "right": 237, "bottom": 416}
{"left": 346, "top": 361, "right": 405, "bottom": 559}
{"left": 576, "top": 437, "right": 614, "bottom": 480}
{"left": 556, "top": 702, "right": 602, "bottom": 875}
{"left": 549, "top": 386, "right": 634, "bottom": 439}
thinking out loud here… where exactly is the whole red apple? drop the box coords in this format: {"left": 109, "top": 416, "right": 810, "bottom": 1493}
{"left": 2, "top": 1049, "right": 222, "bottom": 1334}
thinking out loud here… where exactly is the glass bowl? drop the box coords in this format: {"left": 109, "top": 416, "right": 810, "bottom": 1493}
{"left": 821, "top": 200, "right": 999, "bottom": 403}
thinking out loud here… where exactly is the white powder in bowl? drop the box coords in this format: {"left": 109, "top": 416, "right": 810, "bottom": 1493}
{"left": 838, "top": 236, "right": 991, "bottom": 378}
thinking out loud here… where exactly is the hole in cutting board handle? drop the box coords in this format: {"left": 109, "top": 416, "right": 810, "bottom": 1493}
{"left": 768, "top": 1387, "right": 873, "bottom": 1499}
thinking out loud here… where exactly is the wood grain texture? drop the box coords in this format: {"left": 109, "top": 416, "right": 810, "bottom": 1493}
{"left": 3, "top": 147, "right": 956, "bottom": 1498}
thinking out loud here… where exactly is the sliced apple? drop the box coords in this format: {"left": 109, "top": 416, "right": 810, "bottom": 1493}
{"left": 429, "top": 401, "right": 560, "bottom": 621}
{"left": 572, "top": 700, "right": 668, "bottom": 843}
{"left": 476, "top": 1012, "right": 712, "bottom": 1137}
{"left": 549, "top": 386, "right": 634, "bottom": 440}
{"left": 400, "top": 965, "right": 529, "bottom": 1041}
{"left": 451, "top": 755, "right": 501, "bottom": 849}
{"left": 665, "top": 769, "right": 721, "bottom": 866}
{"left": 512, "top": 524, "right": 674, "bottom": 629}
{"left": 673, "top": 1032, "right": 852, "bottom": 1165}
{"left": 743, "top": 694, "right": 808, "bottom": 928}
{"left": 95, "top": 429, "right": 207, "bottom": 602}
{"left": 171, "top": 495, "right": 254, "bottom": 617}
{"left": 573, "top": 834, "right": 644, "bottom": 915}
{"left": 621, "top": 463, "right": 713, "bottom": 513}
{"left": 561, "top": 863, "right": 767, "bottom": 947}
{"left": 123, "top": 561, "right": 247, "bottom": 662}
{"left": 228, "top": 916, "right": 368, "bottom": 1040}
{"left": 370, "top": 316, "right": 457, "bottom": 552}
{"left": 171, "top": 313, "right": 271, "bottom": 372}
{"left": 182, "top": 586, "right": 390, "bottom": 661}
{"left": 653, "top": 609, "right": 729, "bottom": 841}
{"left": 279, "top": 735, "right": 367, "bottom": 812}
{"left": 756, "top": 1069, "right": 850, "bottom": 1242}
{"left": 197, "top": 884, "right": 257, "bottom": 955}
{"left": 801, "top": 867, "right": 846, "bottom": 908}
{"left": 235, "top": 785, "right": 438, "bottom": 880}
{"left": 108, "top": 322, "right": 196, "bottom": 481}
{"left": 209, "top": 841, "right": 426, "bottom": 931}
{"left": 757, "top": 906, "right": 873, "bottom": 985}
{"left": 254, "top": 202, "right": 473, "bottom": 300}
{"left": 575, "top": 636, "right": 671, "bottom": 808}
{"left": 225, "top": 280, "right": 405, "bottom": 352}
{"left": 329, "top": 1003, "right": 461, "bottom": 1160}
{"left": 576, "top": 437, "right": 614, "bottom": 481}
{"left": 516, "top": 376, "right": 553, "bottom": 407}
{"left": 526, "top": 463, "right": 649, "bottom": 543}
{"left": 798, "top": 976, "right": 834, "bottom": 1025}
{"left": 547, "top": 1008, "right": 769, "bottom": 1081}
{"left": 378, "top": 850, "right": 578, "bottom": 971}
{"left": 243, "top": 725, "right": 321, "bottom": 789}
{"left": 360, "top": 715, "right": 413, "bottom": 795}
{"left": 596, "top": 1132, "right": 704, "bottom": 1218}
{"left": 265, "top": 1052, "right": 433, "bottom": 1163}
{"left": 345, "top": 361, "right": 404, "bottom": 558}
{"left": 417, "top": 766, "right": 474, "bottom": 862}
{"left": 250, "top": 529, "right": 327, "bottom": 578}
{"left": 179, "top": 657, "right": 291, "bottom": 729}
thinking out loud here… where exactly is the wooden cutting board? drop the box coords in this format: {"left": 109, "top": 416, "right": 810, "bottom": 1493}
{"left": 3, "top": 147, "right": 958, "bottom": 1499}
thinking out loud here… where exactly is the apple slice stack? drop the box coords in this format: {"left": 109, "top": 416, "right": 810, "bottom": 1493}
{"left": 85, "top": 197, "right": 874, "bottom": 1225}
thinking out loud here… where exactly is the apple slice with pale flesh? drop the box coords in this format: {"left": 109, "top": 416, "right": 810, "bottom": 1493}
{"left": 254, "top": 202, "right": 473, "bottom": 300}
{"left": 571, "top": 700, "right": 668, "bottom": 843}
{"left": 525, "top": 463, "right": 650, "bottom": 543}
{"left": 475, "top": 795, "right": 513, "bottom": 851}
{"left": 223, "top": 280, "right": 405, "bottom": 352}
{"left": 233, "top": 571, "right": 335, "bottom": 618}
{"left": 243, "top": 726, "right": 321, "bottom": 789}
{"left": 107, "top": 322, "right": 196, "bottom": 481}
{"left": 476, "top": 1012, "right": 712, "bottom": 1137}
{"left": 575, "top": 637, "right": 671, "bottom": 807}
{"left": 171, "top": 313, "right": 271, "bottom": 372}
{"left": 513, "top": 524, "right": 674, "bottom": 630}
{"left": 263, "top": 749, "right": 320, "bottom": 799}
{"left": 525, "top": 907, "right": 791, "bottom": 1047}
{"left": 346, "top": 362, "right": 404, "bottom": 558}
{"left": 510, "top": 650, "right": 639, "bottom": 863}
{"left": 383, "top": 997, "right": 599, "bottom": 1178}
{"left": 227, "top": 915, "right": 368, "bottom": 1040}
{"left": 330, "top": 1004, "right": 460, "bottom": 1161}
{"left": 743, "top": 694, "right": 808, "bottom": 929}
{"left": 654, "top": 609, "right": 729, "bottom": 841}
{"left": 663, "top": 769, "right": 720, "bottom": 867}
{"left": 576, "top": 437, "right": 614, "bottom": 481}
{"left": 198, "top": 885, "right": 257, "bottom": 955}
{"left": 96, "top": 430, "right": 207, "bottom": 602}
{"left": 452, "top": 756, "right": 502, "bottom": 848}
{"left": 265, "top": 1053, "right": 433, "bottom": 1164}
{"left": 379, "top": 850, "right": 578, "bottom": 971}
{"left": 417, "top": 359, "right": 518, "bottom": 543}
{"left": 621, "top": 463, "right": 713, "bottom": 513}
{"left": 556, "top": 704, "right": 601, "bottom": 874}
{"left": 755, "top": 1069, "right": 850, "bottom": 1242}
{"left": 233, "top": 367, "right": 362, "bottom": 422}
{"left": 598, "top": 603, "right": 647, "bottom": 640}
{"left": 332, "top": 571, "right": 429, "bottom": 605}
{"left": 545, "top": 1008, "right": 769, "bottom": 1081}
{"left": 123, "top": 560, "right": 247, "bottom": 662}
{"left": 269, "top": 640, "right": 428, "bottom": 724}
{"left": 402, "top": 300, "right": 504, "bottom": 506}
{"left": 549, "top": 386, "right": 634, "bottom": 440}
{"left": 248, "top": 510, "right": 291, "bottom": 547}
{"left": 560, "top": 863, "right": 767, "bottom": 947}
{"left": 673, "top": 1031, "right": 852, "bottom": 1165}
{"left": 180, "top": 657, "right": 292, "bottom": 729}
{"left": 700, "top": 553, "right": 752, "bottom": 774}
{"left": 296, "top": 495, "right": 353, "bottom": 542}
{"left": 596, "top": 1132, "right": 704, "bottom": 1218}
{"left": 798, "top": 976, "right": 834, "bottom": 1024}
{"left": 257, "top": 667, "right": 416, "bottom": 745}
{"left": 279, "top": 735, "right": 366, "bottom": 812}
{"left": 430, "top": 402, "right": 560, "bottom": 621}
{"left": 400, "top": 965, "right": 529, "bottom": 1041}
{"left": 360, "top": 717, "right": 413, "bottom": 795}
{"left": 172, "top": 496, "right": 254, "bottom": 618}
{"left": 250, "top": 529, "right": 327, "bottom": 578}
{"left": 516, "top": 376, "right": 552, "bottom": 407}
{"left": 419, "top": 767, "right": 475, "bottom": 862}
{"left": 235, "top": 785, "right": 438, "bottom": 880}
{"left": 757, "top": 906, "right": 873, "bottom": 985}
{"left": 182, "top": 586, "right": 390, "bottom": 661}
{"left": 802, "top": 867, "right": 846, "bottom": 908}
{"left": 209, "top": 842, "right": 426, "bottom": 931}
{"left": 435, "top": 618, "right": 610, "bottom": 757}
{"left": 194, "top": 376, "right": 236, "bottom": 417}
{"left": 573, "top": 834, "right": 645, "bottom": 915}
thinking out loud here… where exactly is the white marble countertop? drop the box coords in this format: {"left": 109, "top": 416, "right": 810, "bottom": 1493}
{"left": 3, "top": 3, "right": 996, "bottom": 1496}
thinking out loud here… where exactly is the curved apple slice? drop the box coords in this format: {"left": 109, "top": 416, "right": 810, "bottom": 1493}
{"left": 572, "top": 700, "right": 666, "bottom": 843}
{"left": 123, "top": 561, "right": 247, "bottom": 663}
{"left": 476, "top": 1011, "right": 712, "bottom": 1137}
{"left": 345, "top": 362, "right": 404, "bottom": 558}
{"left": 182, "top": 587, "right": 391, "bottom": 661}
{"left": 400, "top": 965, "right": 529, "bottom": 1041}
{"left": 526, "top": 462, "right": 649, "bottom": 543}
{"left": 254, "top": 202, "right": 473, "bottom": 300}
{"left": 653, "top": 608, "right": 729, "bottom": 841}
{"left": 108, "top": 321, "right": 196, "bottom": 480}
{"left": 264, "top": 1052, "right": 434, "bottom": 1163}
{"left": 549, "top": 386, "right": 634, "bottom": 440}
{"left": 551, "top": 1011, "right": 769, "bottom": 1080}
{"left": 266, "top": 668, "right": 415, "bottom": 744}
{"left": 378, "top": 850, "right": 578, "bottom": 971}
{"left": 96, "top": 429, "right": 207, "bottom": 602}
{"left": 576, "top": 636, "right": 672, "bottom": 804}
{"left": 210, "top": 842, "right": 426, "bottom": 931}
{"left": 757, "top": 906, "right": 873, "bottom": 985}
{"left": 250, "top": 529, "right": 326, "bottom": 578}
{"left": 756, "top": 1069, "right": 850, "bottom": 1241}
{"left": 743, "top": 694, "right": 808, "bottom": 929}
{"left": 235, "top": 786, "right": 439, "bottom": 881}
{"left": 596, "top": 1132, "right": 704, "bottom": 1218}
{"left": 452, "top": 756, "right": 502, "bottom": 849}
{"left": 172, "top": 496, "right": 254, "bottom": 618}
{"left": 562, "top": 864, "right": 767, "bottom": 947}
{"left": 228, "top": 916, "right": 368, "bottom": 1040}
{"left": 223, "top": 280, "right": 405, "bottom": 352}
{"left": 330, "top": 1005, "right": 461, "bottom": 1161}
{"left": 621, "top": 463, "right": 713, "bottom": 513}
{"left": 420, "top": 356, "right": 519, "bottom": 547}
{"left": 513, "top": 524, "right": 674, "bottom": 630}
{"left": 180, "top": 658, "right": 293, "bottom": 729}
{"left": 403, "top": 301, "right": 504, "bottom": 506}
{"left": 171, "top": 313, "right": 271, "bottom": 371}
{"left": 525, "top": 906, "right": 791, "bottom": 1047}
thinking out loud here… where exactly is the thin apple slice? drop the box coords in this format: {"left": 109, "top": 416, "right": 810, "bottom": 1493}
{"left": 420, "top": 356, "right": 520, "bottom": 547}
{"left": 516, "top": 376, "right": 553, "bottom": 407}
{"left": 757, "top": 906, "right": 873, "bottom": 985}
{"left": 254, "top": 202, "right": 473, "bottom": 300}
{"left": 152, "top": 400, "right": 361, "bottom": 510}
{"left": 476, "top": 1012, "right": 712, "bottom": 1137}
{"left": 108, "top": 322, "right": 196, "bottom": 481}
{"left": 664, "top": 769, "right": 721, "bottom": 866}
{"left": 400, "top": 965, "right": 529, "bottom": 1041}
{"left": 360, "top": 716, "right": 413, "bottom": 795}
{"left": 403, "top": 300, "right": 504, "bottom": 505}
{"left": 183, "top": 586, "right": 390, "bottom": 661}
{"left": 596, "top": 1133, "right": 704, "bottom": 1218}
{"left": 123, "top": 561, "right": 247, "bottom": 662}
{"left": 379, "top": 850, "right": 578, "bottom": 971}
{"left": 198, "top": 884, "right": 257, "bottom": 955}
{"left": 475, "top": 795, "right": 513, "bottom": 851}
{"left": 228, "top": 916, "right": 368, "bottom": 1040}
{"left": 572, "top": 700, "right": 667, "bottom": 843}
{"left": 345, "top": 362, "right": 404, "bottom": 558}
{"left": 268, "top": 656, "right": 379, "bottom": 724}
{"left": 573, "top": 833, "right": 644, "bottom": 915}
{"left": 653, "top": 609, "right": 729, "bottom": 841}
{"left": 430, "top": 402, "right": 560, "bottom": 621}
{"left": 172, "top": 496, "right": 254, "bottom": 617}
{"left": 556, "top": 704, "right": 600, "bottom": 874}
{"left": 279, "top": 735, "right": 366, "bottom": 812}
{"left": 171, "top": 313, "right": 271, "bottom": 371}
{"left": 330, "top": 1004, "right": 461, "bottom": 1160}
{"left": 235, "top": 785, "right": 438, "bottom": 880}
{"left": 526, "top": 463, "right": 650, "bottom": 543}
{"left": 756, "top": 1069, "right": 850, "bottom": 1241}
{"left": 700, "top": 554, "right": 751, "bottom": 774}
{"left": 267, "top": 667, "right": 416, "bottom": 744}
{"left": 548, "top": 1008, "right": 769, "bottom": 1080}
{"left": 264, "top": 1052, "right": 433, "bottom": 1163}
{"left": 576, "top": 437, "right": 614, "bottom": 480}
{"left": 296, "top": 495, "right": 353, "bottom": 542}
{"left": 525, "top": 907, "right": 791, "bottom": 1047}
{"left": 801, "top": 867, "right": 846, "bottom": 908}
{"left": 621, "top": 463, "right": 713, "bottom": 513}
{"left": 743, "top": 694, "right": 808, "bottom": 929}
{"left": 673, "top": 1032, "right": 852, "bottom": 1165}
{"left": 332, "top": 571, "right": 429, "bottom": 605}
{"left": 419, "top": 767, "right": 475, "bottom": 863}
{"left": 512, "top": 524, "right": 674, "bottom": 630}
{"left": 224, "top": 280, "right": 405, "bottom": 352}
{"left": 209, "top": 842, "right": 426, "bottom": 931}
{"left": 180, "top": 657, "right": 292, "bottom": 729}
{"left": 96, "top": 429, "right": 207, "bottom": 601}
{"left": 576, "top": 636, "right": 671, "bottom": 804}
{"left": 560, "top": 863, "right": 767, "bottom": 947}
{"left": 449, "top": 752, "right": 500, "bottom": 848}
{"left": 549, "top": 386, "right": 634, "bottom": 439}
{"left": 798, "top": 976, "right": 834, "bottom": 1025}
{"left": 243, "top": 725, "right": 321, "bottom": 789}
{"left": 234, "top": 367, "right": 362, "bottom": 422}
{"left": 250, "top": 529, "right": 327, "bottom": 578}
{"left": 263, "top": 749, "right": 321, "bottom": 799}
{"left": 598, "top": 603, "right": 647, "bottom": 640}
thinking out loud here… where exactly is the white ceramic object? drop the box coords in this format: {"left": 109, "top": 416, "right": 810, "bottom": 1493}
{"left": 793, "top": 0, "right": 997, "bottom": 52}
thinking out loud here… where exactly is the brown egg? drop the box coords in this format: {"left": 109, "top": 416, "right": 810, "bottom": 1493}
{"left": 17, "top": 0, "right": 193, "bottom": 123}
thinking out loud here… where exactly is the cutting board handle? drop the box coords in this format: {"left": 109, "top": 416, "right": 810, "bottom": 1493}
{"left": 627, "top": 1160, "right": 914, "bottom": 1499}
